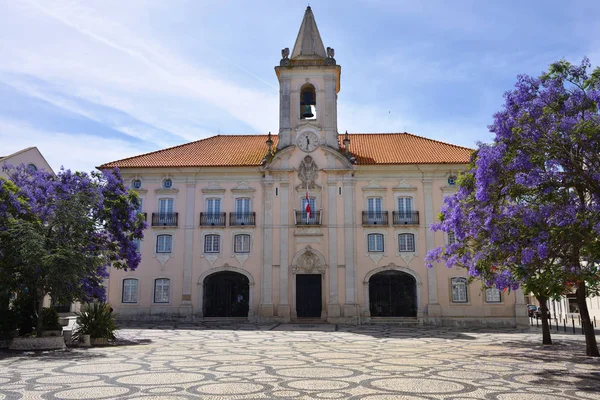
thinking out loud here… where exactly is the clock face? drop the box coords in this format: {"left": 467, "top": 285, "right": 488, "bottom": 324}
{"left": 297, "top": 131, "right": 319, "bottom": 152}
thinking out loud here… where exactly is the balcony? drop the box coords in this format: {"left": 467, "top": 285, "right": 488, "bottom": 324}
{"left": 295, "top": 210, "right": 322, "bottom": 226}
{"left": 151, "top": 212, "right": 178, "bottom": 227}
{"left": 200, "top": 212, "right": 226, "bottom": 227}
{"left": 362, "top": 211, "right": 389, "bottom": 226}
{"left": 230, "top": 212, "right": 256, "bottom": 226}
{"left": 392, "top": 211, "right": 419, "bottom": 225}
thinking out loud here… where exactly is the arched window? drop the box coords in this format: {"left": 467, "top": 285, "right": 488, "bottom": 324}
{"left": 367, "top": 233, "right": 384, "bottom": 252}
{"left": 156, "top": 234, "right": 172, "bottom": 253}
{"left": 122, "top": 278, "right": 138, "bottom": 303}
{"left": 234, "top": 234, "right": 251, "bottom": 253}
{"left": 447, "top": 231, "right": 456, "bottom": 245}
{"left": 398, "top": 233, "right": 415, "bottom": 252}
{"left": 300, "top": 83, "right": 316, "bottom": 120}
{"left": 204, "top": 234, "right": 220, "bottom": 253}
{"left": 154, "top": 278, "right": 170, "bottom": 303}
{"left": 451, "top": 277, "right": 468, "bottom": 303}
{"left": 27, "top": 163, "right": 37, "bottom": 173}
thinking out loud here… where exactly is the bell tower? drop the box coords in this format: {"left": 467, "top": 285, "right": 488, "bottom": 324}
{"left": 275, "top": 6, "right": 341, "bottom": 151}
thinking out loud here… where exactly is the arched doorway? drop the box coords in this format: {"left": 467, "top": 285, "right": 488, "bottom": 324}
{"left": 369, "top": 270, "right": 417, "bottom": 317}
{"left": 203, "top": 271, "right": 249, "bottom": 317}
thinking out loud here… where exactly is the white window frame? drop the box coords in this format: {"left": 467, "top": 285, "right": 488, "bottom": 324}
{"left": 398, "top": 233, "right": 416, "bottom": 252}
{"left": 367, "top": 233, "right": 384, "bottom": 252}
{"left": 447, "top": 231, "right": 456, "bottom": 245}
{"left": 204, "top": 234, "right": 221, "bottom": 253}
{"left": 234, "top": 234, "right": 251, "bottom": 254}
{"left": 485, "top": 288, "right": 502, "bottom": 303}
{"left": 156, "top": 234, "right": 172, "bottom": 253}
{"left": 122, "top": 278, "right": 139, "bottom": 304}
{"left": 133, "top": 238, "right": 142, "bottom": 253}
{"left": 154, "top": 278, "right": 171, "bottom": 304}
{"left": 451, "top": 277, "right": 469, "bottom": 303}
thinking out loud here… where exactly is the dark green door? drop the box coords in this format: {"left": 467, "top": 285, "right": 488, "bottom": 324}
{"left": 296, "top": 274, "right": 322, "bottom": 318}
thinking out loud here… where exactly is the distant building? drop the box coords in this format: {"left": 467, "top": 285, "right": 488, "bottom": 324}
{"left": 0, "top": 146, "right": 54, "bottom": 178}
{"left": 100, "top": 7, "right": 528, "bottom": 326}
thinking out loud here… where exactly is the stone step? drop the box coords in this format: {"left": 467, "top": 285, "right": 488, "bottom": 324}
{"left": 369, "top": 317, "right": 420, "bottom": 326}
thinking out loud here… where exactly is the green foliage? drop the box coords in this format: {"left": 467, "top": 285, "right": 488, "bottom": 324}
{"left": 41, "top": 307, "right": 62, "bottom": 331}
{"left": 0, "top": 292, "right": 17, "bottom": 340}
{"left": 72, "top": 302, "right": 117, "bottom": 341}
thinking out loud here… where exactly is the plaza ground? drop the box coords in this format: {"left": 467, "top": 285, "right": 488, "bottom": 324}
{"left": 1, "top": 323, "right": 599, "bottom": 399}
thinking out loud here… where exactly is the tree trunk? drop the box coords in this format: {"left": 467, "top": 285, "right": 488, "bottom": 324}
{"left": 576, "top": 284, "right": 599, "bottom": 357}
{"left": 536, "top": 296, "right": 552, "bottom": 345}
{"left": 35, "top": 289, "right": 45, "bottom": 337}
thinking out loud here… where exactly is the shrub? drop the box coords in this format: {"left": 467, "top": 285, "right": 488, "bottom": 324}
{"left": 72, "top": 302, "right": 117, "bottom": 341}
{"left": 42, "top": 307, "right": 62, "bottom": 331}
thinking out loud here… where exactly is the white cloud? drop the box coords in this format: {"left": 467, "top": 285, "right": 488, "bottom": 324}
{"left": 0, "top": 0, "right": 279, "bottom": 148}
{"left": 0, "top": 117, "right": 151, "bottom": 173}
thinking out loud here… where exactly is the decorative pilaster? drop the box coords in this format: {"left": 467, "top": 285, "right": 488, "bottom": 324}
{"left": 180, "top": 183, "right": 195, "bottom": 316}
{"left": 343, "top": 177, "right": 358, "bottom": 317}
{"left": 260, "top": 177, "right": 275, "bottom": 317}
{"left": 278, "top": 181, "right": 291, "bottom": 320}
{"left": 324, "top": 75, "right": 338, "bottom": 149}
{"left": 423, "top": 178, "right": 441, "bottom": 316}
{"left": 277, "top": 77, "right": 292, "bottom": 149}
{"left": 327, "top": 178, "right": 340, "bottom": 317}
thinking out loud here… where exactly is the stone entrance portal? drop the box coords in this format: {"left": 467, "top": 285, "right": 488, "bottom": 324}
{"left": 369, "top": 270, "right": 417, "bottom": 317}
{"left": 296, "top": 274, "right": 322, "bottom": 317}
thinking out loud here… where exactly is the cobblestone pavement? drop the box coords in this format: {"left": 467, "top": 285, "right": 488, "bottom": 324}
{"left": 1, "top": 323, "right": 600, "bottom": 400}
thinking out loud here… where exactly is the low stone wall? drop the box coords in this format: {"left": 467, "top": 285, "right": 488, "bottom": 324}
{"left": 9, "top": 336, "right": 66, "bottom": 351}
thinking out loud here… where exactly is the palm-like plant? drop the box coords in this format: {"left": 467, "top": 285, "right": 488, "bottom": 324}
{"left": 72, "top": 302, "right": 117, "bottom": 341}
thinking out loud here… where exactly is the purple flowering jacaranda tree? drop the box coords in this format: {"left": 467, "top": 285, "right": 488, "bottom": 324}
{"left": 0, "top": 165, "right": 146, "bottom": 336}
{"left": 426, "top": 58, "right": 600, "bottom": 357}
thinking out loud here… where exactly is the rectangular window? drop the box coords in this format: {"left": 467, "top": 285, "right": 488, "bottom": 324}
{"left": 154, "top": 278, "right": 170, "bottom": 303}
{"left": 368, "top": 233, "right": 384, "bottom": 252}
{"left": 398, "top": 233, "right": 415, "bottom": 252}
{"left": 206, "top": 198, "right": 221, "bottom": 213}
{"left": 236, "top": 198, "right": 251, "bottom": 214}
{"left": 301, "top": 196, "right": 316, "bottom": 212}
{"left": 133, "top": 238, "right": 141, "bottom": 253}
{"left": 159, "top": 198, "right": 174, "bottom": 214}
{"left": 485, "top": 288, "right": 501, "bottom": 303}
{"left": 397, "top": 197, "right": 413, "bottom": 214}
{"left": 122, "top": 279, "right": 138, "bottom": 303}
{"left": 205, "top": 234, "right": 220, "bottom": 253}
{"left": 156, "top": 235, "right": 172, "bottom": 253}
{"left": 451, "top": 278, "right": 468, "bottom": 303}
{"left": 447, "top": 231, "right": 456, "bottom": 245}
{"left": 367, "top": 197, "right": 382, "bottom": 213}
{"left": 234, "top": 234, "right": 251, "bottom": 253}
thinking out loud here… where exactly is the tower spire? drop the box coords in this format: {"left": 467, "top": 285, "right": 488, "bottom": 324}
{"left": 291, "top": 6, "right": 327, "bottom": 59}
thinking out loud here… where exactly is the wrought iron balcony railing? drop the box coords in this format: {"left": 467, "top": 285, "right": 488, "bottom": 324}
{"left": 392, "top": 211, "right": 419, "bottom": 225}
{"left": 294, "top": 210, "right": 322, "bottom": 226}
{"left": 151, "top": 212, "right": 178, "bottom": 227}
{"left": 362, "top": 211, "right": 389, "bottom": 226}
{"left": 230, "top": 212, "right": 256, "bottom": 226}
{"left": 200, "top": 212, "right": 226, "bottom": 227}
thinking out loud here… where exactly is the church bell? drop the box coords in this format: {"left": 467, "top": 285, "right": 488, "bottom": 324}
{"left": 302, "top": 104, "right": 314, "bottom": 118}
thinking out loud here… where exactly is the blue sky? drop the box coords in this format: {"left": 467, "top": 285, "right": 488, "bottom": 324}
{"left": 1, "top": 0, "right": 598, "bottom": 172}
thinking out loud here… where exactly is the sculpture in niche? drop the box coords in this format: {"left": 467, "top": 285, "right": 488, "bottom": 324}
{"left": 298, "top": 155, "right": 318, "bottom": 189}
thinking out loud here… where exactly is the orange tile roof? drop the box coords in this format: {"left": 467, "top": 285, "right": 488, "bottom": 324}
{"left": 99, "top": 133, "right": 472, "bottom": 169}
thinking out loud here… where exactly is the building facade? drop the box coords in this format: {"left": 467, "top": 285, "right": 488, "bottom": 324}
{"left": 101, "top": 7, "right": 528, "bottom": 326}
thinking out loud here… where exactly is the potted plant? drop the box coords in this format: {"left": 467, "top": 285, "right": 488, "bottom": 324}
{"left": 72, "top": 302, "right": 117, "bottom": 346}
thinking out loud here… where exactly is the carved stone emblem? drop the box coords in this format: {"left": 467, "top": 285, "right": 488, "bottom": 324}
{"left": 293, "top": 246, "right": 325, "bottom": 274}
{"left": 298, "top": 156, "right": 318, "bottom": 188}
